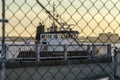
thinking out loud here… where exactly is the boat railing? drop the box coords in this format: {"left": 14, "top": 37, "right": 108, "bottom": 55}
{"left": 0, "top": 44, "right": 111, "bottom": 61}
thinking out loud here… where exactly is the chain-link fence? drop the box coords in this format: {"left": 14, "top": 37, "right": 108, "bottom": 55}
{"left": 1, "top": 0, "right": 120, "bottom": 80}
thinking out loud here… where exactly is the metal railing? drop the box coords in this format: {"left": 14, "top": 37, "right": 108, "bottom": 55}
{"left": 3, "top": 44, "right": 111, "bottom": 61}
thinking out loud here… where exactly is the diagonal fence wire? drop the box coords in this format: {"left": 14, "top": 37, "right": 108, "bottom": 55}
{"left": 0, "top": 0, "right": 120, "bottom": 80}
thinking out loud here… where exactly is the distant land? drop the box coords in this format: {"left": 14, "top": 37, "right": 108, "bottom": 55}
{"left": 0, "top": 37, "right": 35, "bottom": 42}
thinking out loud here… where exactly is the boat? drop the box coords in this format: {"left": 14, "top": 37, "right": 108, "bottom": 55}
{"left": 16, "top": 1, "right": 90, "bottom": 60}
{"left": 15, "top": 21, "right": 111, "bottom": 61}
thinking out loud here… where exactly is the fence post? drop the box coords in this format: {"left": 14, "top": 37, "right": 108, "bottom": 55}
{"left": 114, "top": 48, "right": 120, "bottom": 80}
{"left": 0, "top": 0, "right": 7, "bottom": 80}
{"left": 87, "top": 45, "right": 91, "bottom": 59}
{"left": 64, "top": 45, "right": 67, "bottom": 60}
{"left": 1, "top": 44, "right": 6, "bottom": 80}
{"left": 107, "top": 44, "right": 111, "bottom": 58}
{"left": 92, "top": 44, "right": 95, "bottom": 57}
{"left": 36, "top": 44, "right": 40, "bottom": 61}
{"left": 1, "top": 45, "right": 6, "bottom": 80}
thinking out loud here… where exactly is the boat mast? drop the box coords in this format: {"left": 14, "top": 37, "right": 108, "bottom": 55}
{"left": 53, "top": 2, "right": 55, "bottom": 26}
{"left": 52, "top": 2, "right": 55, "bottom": 32}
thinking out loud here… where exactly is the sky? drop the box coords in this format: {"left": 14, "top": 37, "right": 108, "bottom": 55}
{"left": 0, "top": 0, "right": 120, "bottom": 37}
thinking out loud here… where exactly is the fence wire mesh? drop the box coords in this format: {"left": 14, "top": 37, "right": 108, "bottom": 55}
{"left": 0, "top": 0, "right": 120, "bottom": 80}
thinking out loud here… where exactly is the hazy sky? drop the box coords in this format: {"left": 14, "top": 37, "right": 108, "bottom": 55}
{"left": 0, "top": 0, "right": 120, "bottom": 37}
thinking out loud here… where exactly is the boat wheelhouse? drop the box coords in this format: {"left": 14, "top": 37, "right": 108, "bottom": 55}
{"left": 40, "top": 30, "right": 79, "bottom": 45}
{"left": 35, "top": 22, "right": 85, "bottom": 52}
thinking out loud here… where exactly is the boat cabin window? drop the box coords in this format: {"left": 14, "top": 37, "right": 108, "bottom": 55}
{"left": 42, "top": 41, "right": 47, "bottom": 44}
{"left": 48, "top": 35, "right": 52, "bottom": 38}
{"left": 41, "top": 35, "right": 45, "bottom": 38}
{"left": 58, "top": 35, "right": 61, "bottom": 38}
{"left": 41, "top": 33, "right": 78, "bottom": 39}
{"left": 64, "top": 34, "right": 68, "bottom": 39}
{"left": 54, "top": 34, "right": 58, "bottom": 38}
{"left": 41, "top": 38, "right": 47, "bottom": 45}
